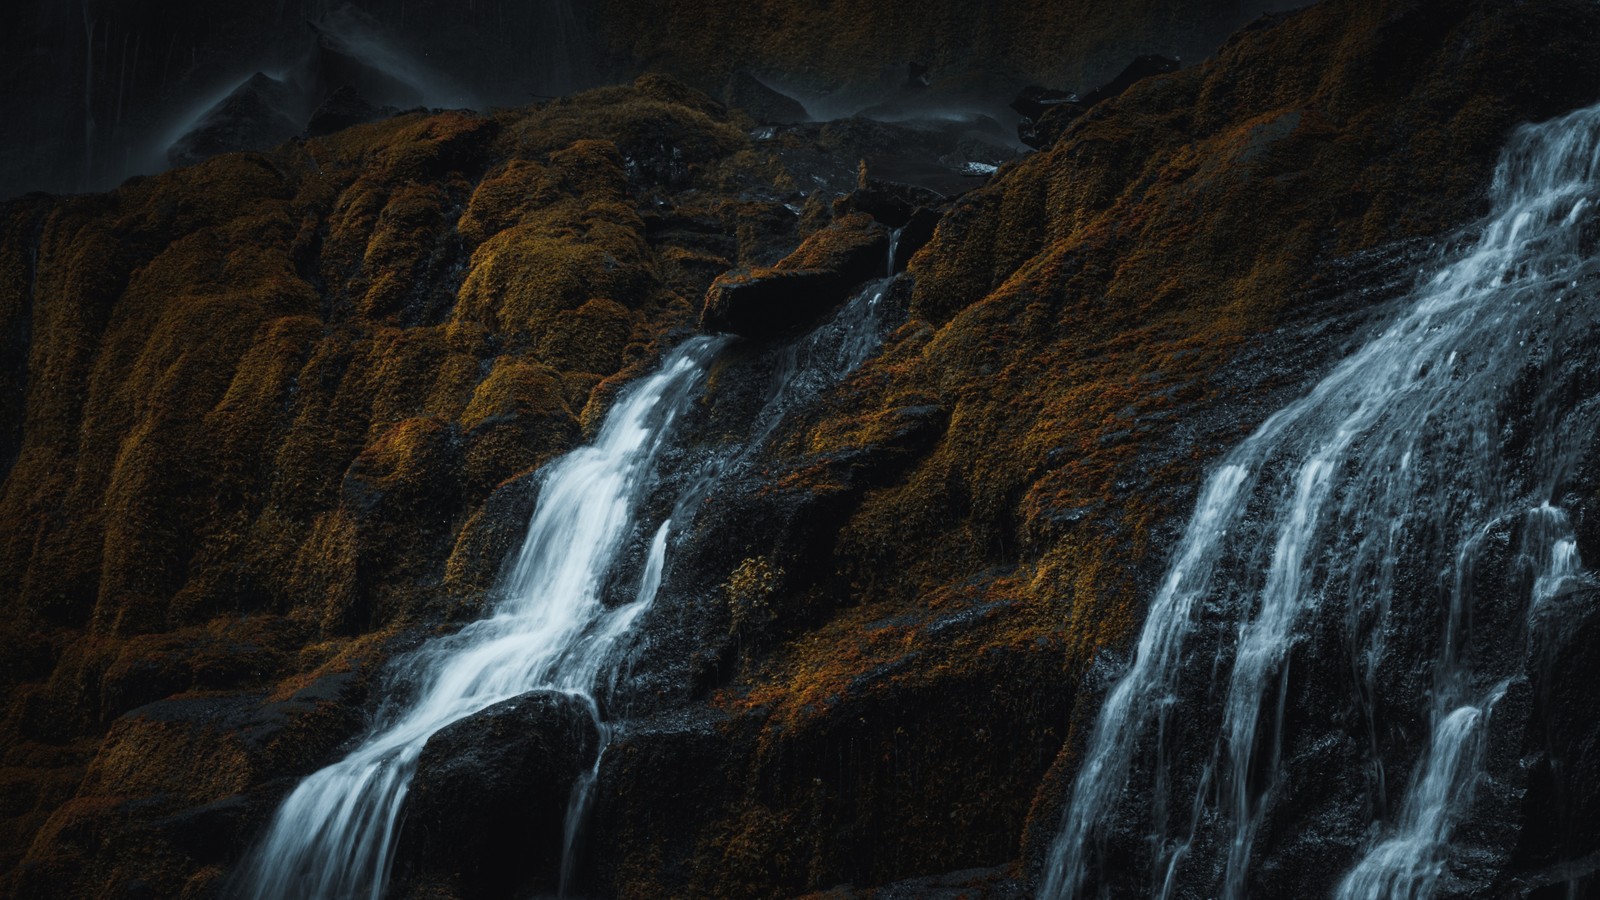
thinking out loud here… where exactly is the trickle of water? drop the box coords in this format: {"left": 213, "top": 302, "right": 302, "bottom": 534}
{"left": 1040, "top": 101, "right": 1600, "bottom": 900}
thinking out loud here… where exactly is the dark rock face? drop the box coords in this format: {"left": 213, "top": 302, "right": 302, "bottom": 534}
{"left": 394, "top": 690, "right": 601, "bottom": 898}
{"left": 893, "top": 206, "right": 943, "bottom": 271}
{"left": 167, "top": 73, "right": 305, "bottom": 167}
{"left": 724, "top": 71, "right": 809, "bottom": 125}
{"left": 1508, "top": 595, "right": 1600, "bottom": 895}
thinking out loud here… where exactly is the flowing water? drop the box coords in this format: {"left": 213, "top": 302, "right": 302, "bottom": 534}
{"left": 235, "top": 336, "right": 725, "bottom": 900}
{"left": 1041, "top": 102, "right": 1600, "bottom": 899}
{"left": 237, "top": 263, "right": 895, "bottom": 897}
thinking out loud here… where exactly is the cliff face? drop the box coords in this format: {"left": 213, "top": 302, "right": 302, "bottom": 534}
{"left": 593, "top": 0, "right": 1298, "bottom": 102}
{"left": 2, "top": 0, "right": 1291, "bottom": 200}
{"left": 3, "top": 0, "right": 1600, "bottom": 897}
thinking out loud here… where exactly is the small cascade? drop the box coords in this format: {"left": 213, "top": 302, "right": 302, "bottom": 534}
{"left": 235, "top": 337, "right": 725, "bottom": 900}
{"left": 752, "top": 274, "right": 894, "bottom": 454}
{"left": 555, "top": 252, "right": 900, "bottom": 895}
{"left": 1040, "top": 101, "right": 1600, "bottom": 899}
{"left": 237, "top": 243, "right": 901, "bottom": 898}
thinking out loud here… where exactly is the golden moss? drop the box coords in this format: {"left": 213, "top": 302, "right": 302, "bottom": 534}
{"left": 725, "top": 557, "right": 784, "bottom": 637}
{"left": 0, "top": 74, "right": 790, "bottom": 889}
{"left": 11, "top": 3, "right": 1598, "bottom": 892}
{"left": 659, "top": 2, "right": 1600, "bottom": 893}
{"left": 458, "top": 158, "right": 559, "bottom": 245}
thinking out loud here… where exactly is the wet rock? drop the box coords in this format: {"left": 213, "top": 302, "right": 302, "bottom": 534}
{"left": 836, "top": 178, "right": 944, "bottom": 228}
{"left": 893, "top": 206, "right": 943, "bottom": 271}
{"left": 701, "top": 216, "right": 889, "bottom": 339}
{"left": 167, "top": 73, "right": 303, "bottom": 167}
{"left": 862, "top": 154, "right": 990, "bottom": 199}
{"left": 586, "top": 710, "right": 755, "bottom": 895}
{"left": 701, "top": 269, "right": 848, "bottom": 339}
{"left": 724, "top": 71, "right": 809, "bottom": 125}
{"left": 394, "top": 690, "right": 601, "bottom": 898}
{"left": 1504, "top": 592, "right": 1600, "bottom": 891}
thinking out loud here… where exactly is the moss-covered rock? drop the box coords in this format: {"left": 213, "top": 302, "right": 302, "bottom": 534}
{"left": 0, "top": 76, "right": 813, "bottom": 894}
{"left": 582, "top": 0, "right": 1600, "bottom": 896}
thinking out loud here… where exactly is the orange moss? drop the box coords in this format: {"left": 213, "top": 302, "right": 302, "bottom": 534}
{"left": 0, "top": 75, "right": 797, "bottom": 890}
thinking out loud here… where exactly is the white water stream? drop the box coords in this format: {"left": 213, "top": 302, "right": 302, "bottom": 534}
{"left": 236, "top": 336, "right": 723, "bottom": 900}
{"left": 1041, "top": 102, "right": 1600, "bottom": 900}
{"left": 238, "top": 249, "right": 897, "bottom": 897}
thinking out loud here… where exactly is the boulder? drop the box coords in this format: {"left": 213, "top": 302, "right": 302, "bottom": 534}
{"left": 701, "top": 216, "right": 890, "bottom": 339}
{"left": 862, "top": 154, "right": 990, "bottom": 199}
{"left": 395, "top": 690, "right": 601, "bottom": 898}
{"left": 701, "top": 270, "right": 847, "bottom": 340}
{"left": 835, "top": 178, "right": 944, "bottom": 228}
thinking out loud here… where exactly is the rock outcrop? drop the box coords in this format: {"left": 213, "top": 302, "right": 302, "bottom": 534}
{"left": 701, "top": 215, "right": 890, "bottom": 339}
{"left": 394, "top": 691, "right": 601, "bottom": 898}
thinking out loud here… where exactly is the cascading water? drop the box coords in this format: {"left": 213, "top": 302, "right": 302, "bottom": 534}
{"left": 236, "top": 258, "right": 898, "bottom": 898}
{"left": 1040, "top": 101, "right": 1600, "bottom": 900}
{"left": 234, "top": 336, "right": 725, "bottom": 900}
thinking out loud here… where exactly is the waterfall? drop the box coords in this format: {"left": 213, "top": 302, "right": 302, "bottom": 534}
{"left": 234, "top": 336, "right": 724, "bottom": 900}
{"left": 236, "top": 260, "right": 897, "bottom": 897}
{"left": 1040, "top": 101, "right": 1600, "bottom": 900}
